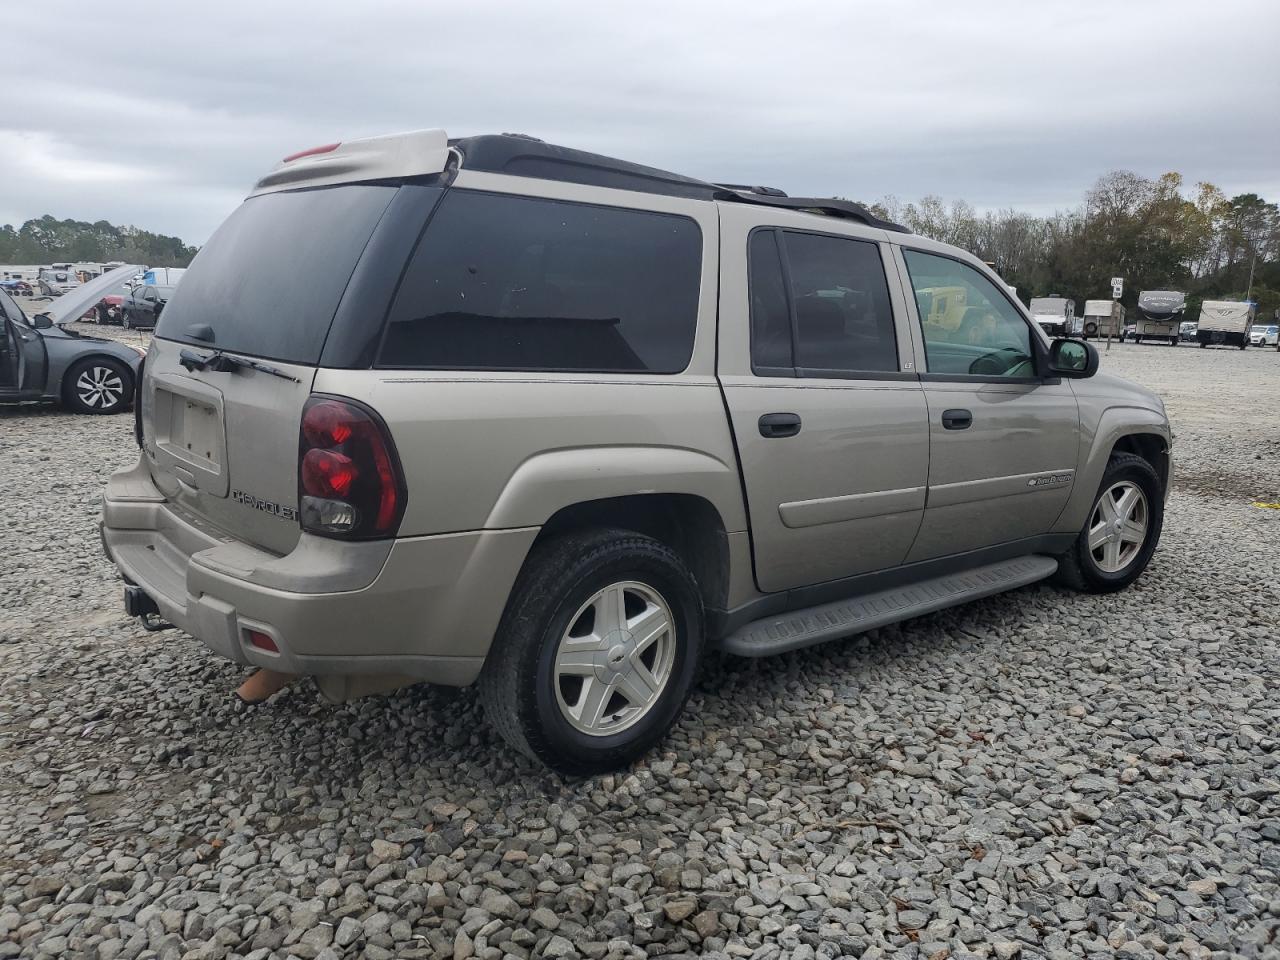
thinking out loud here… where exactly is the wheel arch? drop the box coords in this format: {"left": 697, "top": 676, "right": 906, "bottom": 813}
{"left": 533, "top": 492, "right": 732, "bottom": 620}
{"left": 1109, "top": 432, "right": 1169, "bottom": 492}
{"left": 1053, "top": 408, "right": 1171, "bottom": 535}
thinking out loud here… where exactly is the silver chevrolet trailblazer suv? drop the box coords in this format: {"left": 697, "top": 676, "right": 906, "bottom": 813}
{"left": 102, "top": 130, "right": 1172, "bottom": 774}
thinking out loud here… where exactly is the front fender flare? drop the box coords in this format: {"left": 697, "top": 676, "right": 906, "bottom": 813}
{"left": 1052, "top": 406, "right": 1171, "bottom": 534}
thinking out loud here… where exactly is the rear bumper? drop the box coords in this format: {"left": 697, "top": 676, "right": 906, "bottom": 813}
{"left": 101, "top": 459, "right": 537, "bottom": 686}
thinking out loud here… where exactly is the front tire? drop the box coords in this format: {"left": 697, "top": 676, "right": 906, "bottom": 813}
{"left": 63, "top": 358, "right": 132, "bottom": 415}
{"left": 480, "top": 529, "right": 704, "bottom": 775}
{"left": 1055, "top": 453, "right": 1163, "bottom": 593}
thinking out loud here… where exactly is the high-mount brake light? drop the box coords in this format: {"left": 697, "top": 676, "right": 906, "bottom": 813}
{"left": 282, "top": 142, "right": 341, "bottom": 163}
{"left": 298, "top": 396, "right": 406, "bottom": 539}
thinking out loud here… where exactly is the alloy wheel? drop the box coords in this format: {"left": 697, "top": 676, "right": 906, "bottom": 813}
{"left": 553, "top": 580, "right": 676, "bottom": 736}
{"left": 1087, "top": 480, "right": 1149, "bottom": 573}
{"left": 76, "top": 365, "right": 125, "bottom": 410}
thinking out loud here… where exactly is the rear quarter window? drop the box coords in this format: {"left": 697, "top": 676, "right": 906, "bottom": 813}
{"left": 378, "top": 190, "right": 703, "bottom": 373}
{"left": 155, "top": 184, "right": 398, "bottom": 364}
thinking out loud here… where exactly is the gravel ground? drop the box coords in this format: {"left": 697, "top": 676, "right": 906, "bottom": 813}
{"left": 2, "top": 339, "right": 1278, "bottom": 960}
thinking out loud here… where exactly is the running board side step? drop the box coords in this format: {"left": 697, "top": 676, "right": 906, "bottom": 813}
{"left": 721, "top": 555, "right": 1058, "bottom": 657}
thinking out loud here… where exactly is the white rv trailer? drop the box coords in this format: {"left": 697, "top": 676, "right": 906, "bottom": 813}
{"left": 1134, "top": 290, "right": 1184, "bottom": 345}
{"left": 1082, "top": 299, "right": 1124, "bottom": 339}
{"left": 1028, "top": 296, "right": 1079, "bottom": 337}
{"left": 1196, "top": 300, "right": 1254, "bottom": 349}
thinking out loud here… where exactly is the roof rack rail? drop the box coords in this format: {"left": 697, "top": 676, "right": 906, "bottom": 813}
{"left": 450, "top": 134, "right": 910, "bottom": 233}
{"left": 713, "top": 188, "right": 909, "bottom": 234}
{"left": 451, "top": 134, "right": 722, "bottom": 200}
{"left": 714, "top": 183, "right": 789, "bottom": 197}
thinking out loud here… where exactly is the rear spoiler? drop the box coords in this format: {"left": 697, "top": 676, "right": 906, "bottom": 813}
{"left": 250, "top": 129, "right": 451, "bottom": 197}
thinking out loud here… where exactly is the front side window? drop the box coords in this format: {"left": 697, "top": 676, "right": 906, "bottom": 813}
{"left": 748, "top": 228, "right": 898, "bottom": 375}
{"left": 902, "top": 250, "right": 1035, "bottom": 378}
{"left": 379, "top": 191, "right": 702, "bottom": 373}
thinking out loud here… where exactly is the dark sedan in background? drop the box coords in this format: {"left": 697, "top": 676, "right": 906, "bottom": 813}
{"left": 122, "top": 284, "right": 173, "bottom": 329}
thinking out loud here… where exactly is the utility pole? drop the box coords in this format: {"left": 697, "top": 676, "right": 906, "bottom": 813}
{"left": 1245, "top": 246, "right": 1257, "bottom": 302}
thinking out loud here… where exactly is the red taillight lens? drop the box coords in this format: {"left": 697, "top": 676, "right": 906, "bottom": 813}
{"left": 298, "top": 396, "right": 406, "bottom": 539}
{"left": 302, "top": 449, "right": 358, "bottom": 498}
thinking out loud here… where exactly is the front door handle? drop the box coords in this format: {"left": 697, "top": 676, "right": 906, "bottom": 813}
{"left": 759, "top": 412, "right": 802, "bottom": 438}
{"left": 941, "top": 408, "right": 972, "bottom": 430}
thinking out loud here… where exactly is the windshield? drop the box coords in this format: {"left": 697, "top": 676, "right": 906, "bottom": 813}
{"left": 154, "top": 184, "right": 398, "bottom": 363}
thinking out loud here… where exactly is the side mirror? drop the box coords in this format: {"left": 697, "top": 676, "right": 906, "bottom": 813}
{"left": 31, "top": 314, "right": 53, "bottom": 330}
{"left": 1048, "top": 338, "right": 1097, "bottom": 378}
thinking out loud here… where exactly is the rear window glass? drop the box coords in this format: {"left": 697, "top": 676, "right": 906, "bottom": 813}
{"left": 155, "top": 185, "right": 396, "bottom": 363}
{"left": 378, "top": 190, "right": 702, "bottom": 372}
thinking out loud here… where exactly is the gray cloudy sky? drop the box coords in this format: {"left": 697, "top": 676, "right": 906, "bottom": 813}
{"left": 4, "top": 0, "right": 1278, "bottom": 244}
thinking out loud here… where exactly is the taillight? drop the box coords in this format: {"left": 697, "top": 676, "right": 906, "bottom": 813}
{"left": 298, "top": 395, "right": 406, "bottom": 539}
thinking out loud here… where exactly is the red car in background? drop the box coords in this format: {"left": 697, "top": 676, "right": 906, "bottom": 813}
{"left": 81, "top": 294, "right": 126, "bottom": 325}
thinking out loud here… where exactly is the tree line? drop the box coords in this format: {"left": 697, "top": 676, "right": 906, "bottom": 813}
{"left": 0, "top": 215, "right": 198, "bottom": 269}
{"left": 865, "top": 171, "right": 1279, "bottom": 320}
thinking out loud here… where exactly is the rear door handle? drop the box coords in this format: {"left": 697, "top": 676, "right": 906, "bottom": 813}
{"left": 759, "top": 412, "right": 802, "bottom": 438}
{"left": 941, "top": 408, "right": 972, "bottom": 430}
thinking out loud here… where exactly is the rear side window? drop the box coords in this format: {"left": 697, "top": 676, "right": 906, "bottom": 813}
{"left": 156, "top": 184, "right": 398, "bottom": 364}
{"left": 748, "top": 228, "right": 899, "bottom": 376}
{"left": 378, "top": 191, "right": 702, "bottom": 372}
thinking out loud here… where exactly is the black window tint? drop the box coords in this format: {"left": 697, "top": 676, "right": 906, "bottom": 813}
{"left": 902, "top": 250, "right": 1034, "bottom": 378}
{"left": 380, "top": 191, "right": 702, "bottom": 372}
{"left": 784, "top": 232, "right": 898, "bottom": 373}
{"left": 748, "top": 230, "right": 792, "bottom": 371}
{"left": 155, "top": 184, "right": 398, "bottom": 364}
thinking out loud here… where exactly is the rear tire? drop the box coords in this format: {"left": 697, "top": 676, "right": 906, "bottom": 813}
{"left": 63, "top": 357, "right": 132, "bottom": 415}
{"left": 1054, "top": 453, "right": 1163, "bottom": 594}
{"left": 479, "top": 528, "right": 704, "bottom": 775}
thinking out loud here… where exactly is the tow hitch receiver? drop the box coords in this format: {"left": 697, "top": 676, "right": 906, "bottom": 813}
{"left": 124, "top": 586, "right": 174, "bottom": 632}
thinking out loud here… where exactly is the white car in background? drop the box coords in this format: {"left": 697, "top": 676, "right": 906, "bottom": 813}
{"left": 1248, "top": 324, "right": 1279, "bottom": 347}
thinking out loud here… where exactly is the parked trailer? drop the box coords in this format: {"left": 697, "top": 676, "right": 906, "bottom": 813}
{"left": 141, "top": 267, "right": 187, "bottom": 286}
{"left": 1134, "top": 290, "right": 1184, "bottom": 345}
{"left": 1028, "top": 297, "right": 1079, "bottom": 337}
{"left": 1196, "top": 300, "right": 1253, "bottom": 349}
{"left": 1082, "top": 299, "right": 1124, "bottom": 339}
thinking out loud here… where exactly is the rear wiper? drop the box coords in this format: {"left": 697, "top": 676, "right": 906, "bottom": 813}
{"left": 179, "top": 347, "right": 300, "bottom": 383}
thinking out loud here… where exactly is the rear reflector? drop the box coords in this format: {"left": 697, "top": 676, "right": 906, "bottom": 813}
{"left": 282, "top": 141, "right": 341, "bottom": 163}
{"left": 245, "top": 629, "right": 279, "bottom": 653}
